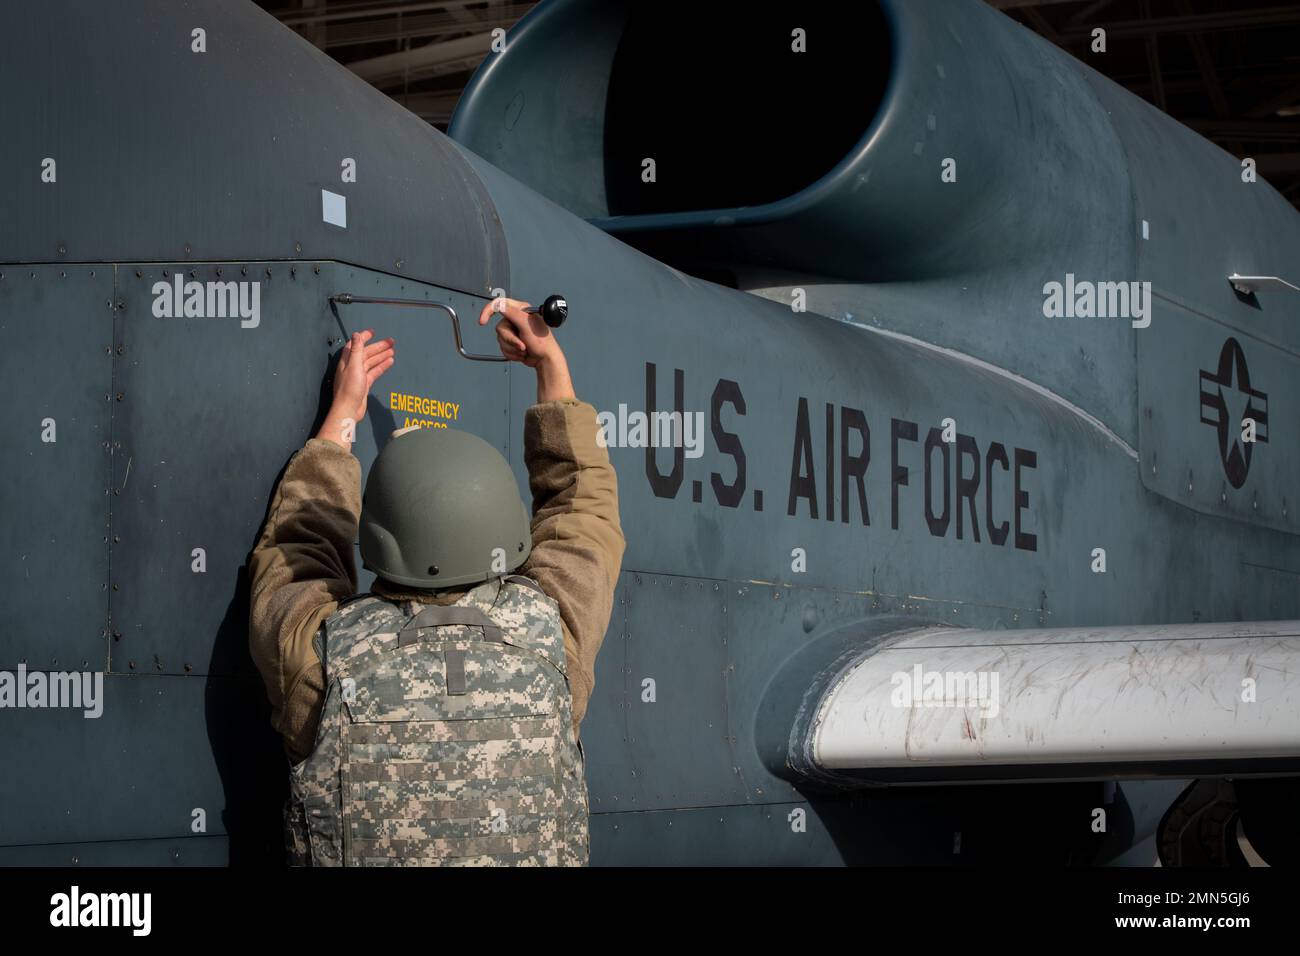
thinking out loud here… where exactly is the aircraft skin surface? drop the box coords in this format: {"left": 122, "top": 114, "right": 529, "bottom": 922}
{"left": 0, "top": 0, "right": 1296, "bottom": 866}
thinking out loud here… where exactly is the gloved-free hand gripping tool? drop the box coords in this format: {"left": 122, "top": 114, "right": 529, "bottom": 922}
{"left": 329, "top": 292, "right": 568, "bottom": 362}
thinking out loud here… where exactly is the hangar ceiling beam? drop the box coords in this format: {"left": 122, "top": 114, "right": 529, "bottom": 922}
{"left": 273, "top": 1, "right": 489, "bottom": 26}
{"left": 344, "top": 31, "right": 490, "bottom": 83}
{"left": 300, "top": 6, "right": 531, "bottom": 49}
{"left": 1058, "top": 6, "right": 1300, "bottom": 41}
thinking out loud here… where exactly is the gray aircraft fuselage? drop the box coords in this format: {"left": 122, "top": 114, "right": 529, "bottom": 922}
{"left": 0, "top": 0, "right": 1297, "bottom": 865}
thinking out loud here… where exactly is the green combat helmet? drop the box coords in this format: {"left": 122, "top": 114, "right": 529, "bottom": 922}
{"left": 359, "top": 426, "right": 532, "bottom": 589}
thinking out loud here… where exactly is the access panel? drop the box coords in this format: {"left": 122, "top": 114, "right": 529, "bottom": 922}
{"left": 0, "top": 264, "right": 112, "bottom": 671}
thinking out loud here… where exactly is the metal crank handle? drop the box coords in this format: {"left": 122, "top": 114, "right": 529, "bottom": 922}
{"left": 524, "top": 294, "right": 568, "bottom": 328}
{"left": 329, "top": 293, "right": 506, "bottom": 362}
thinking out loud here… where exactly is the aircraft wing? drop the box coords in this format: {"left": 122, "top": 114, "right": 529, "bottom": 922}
{"left": 781, "top": 620, "right": 1300, "bottom": 786}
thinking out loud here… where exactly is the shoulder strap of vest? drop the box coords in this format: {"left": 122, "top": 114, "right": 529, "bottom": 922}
{"left": 335, "top": 592, "right": 372, "bottom": 611}
{"left": 501, "top": 573, "right": 547, "bottom": 597}
{"left": 317, "top": 593, "right": 404, "bottom": 678}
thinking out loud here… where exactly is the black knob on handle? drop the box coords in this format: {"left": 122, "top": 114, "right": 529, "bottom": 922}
{"left": 527, "top": 294, "right": 568, "bottom": 328}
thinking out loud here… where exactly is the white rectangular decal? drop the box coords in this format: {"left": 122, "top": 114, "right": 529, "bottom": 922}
{"left": 322, "top": 189, "right": 347, "bottom": 228}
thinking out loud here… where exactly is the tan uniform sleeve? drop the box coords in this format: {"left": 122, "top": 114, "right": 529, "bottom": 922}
{"left": 520, "top": 399, "right": 625, "bottom": 732}
{"left": 247, "top": 438, "right": 362, "bottom": 763}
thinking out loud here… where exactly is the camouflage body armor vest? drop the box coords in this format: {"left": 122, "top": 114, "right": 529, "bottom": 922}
{"left": 283, "top": 575, "right": 589, "bottom": 866}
